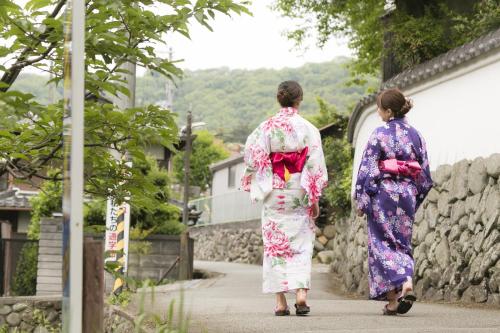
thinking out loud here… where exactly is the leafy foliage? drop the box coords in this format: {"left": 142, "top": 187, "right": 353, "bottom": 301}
{"left": 11, "top": 242, "right": 38, "bottom": 296}
{"left": 173, "top": 130, "right": 229, "bottom": 191}
{"left": 84, "top": 157, "right": 184, "bottom": 234}
{"left": 273, "top": 0, "right": 500, "bottom": 76}
{"left": 309, "top": 98, "right": 352, "bottom": 219}
{"left": 0, "top": 0, "right": 250, "bottom": 205}
{"left": 28, "top": 169, "right": 62, "bottom": 240}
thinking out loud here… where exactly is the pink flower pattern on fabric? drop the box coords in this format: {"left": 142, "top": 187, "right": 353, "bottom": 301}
{"left": 241, "top": 106, "right": 327, "bottom": 294}
{"left": 262, "top": 220, "right": 294, "bottom": 259}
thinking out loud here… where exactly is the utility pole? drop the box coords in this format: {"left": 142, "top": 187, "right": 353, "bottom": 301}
{"left": 182, "top": 109, "right": 192, "bottom": 225}
{"left": 61, "top": 0, "right": 85, "bottom": 332}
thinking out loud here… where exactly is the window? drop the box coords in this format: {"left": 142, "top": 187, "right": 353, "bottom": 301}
{"left": 228, "top": 165, "right": 236, "bottom": 188}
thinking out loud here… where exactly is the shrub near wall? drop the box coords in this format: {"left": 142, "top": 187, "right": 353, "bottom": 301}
{"left": 330, "top": 154, "right": 500, "bottom": 305}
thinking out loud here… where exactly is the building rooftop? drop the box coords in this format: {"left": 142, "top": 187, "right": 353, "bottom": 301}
{"left": 210, "top": 154, "right": 244, "bottom": 173}
{"left": 0, "top": 189, "right": 33, "bottom": 211}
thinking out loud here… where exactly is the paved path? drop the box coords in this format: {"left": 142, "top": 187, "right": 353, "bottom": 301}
{"left": 139, "top": 261, "right": 500, "bottom": 333}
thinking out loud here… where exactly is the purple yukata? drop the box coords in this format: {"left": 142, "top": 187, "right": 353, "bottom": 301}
{"left": 355, "top": 117, "right": 433, "bottom": 300}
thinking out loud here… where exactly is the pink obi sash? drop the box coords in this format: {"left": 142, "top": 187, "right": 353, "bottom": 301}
{"left": 270, "top": 147, "right": 309, "bottom": 182}
{"left": 379, "top": 159, "right": 421, "bottom": 179}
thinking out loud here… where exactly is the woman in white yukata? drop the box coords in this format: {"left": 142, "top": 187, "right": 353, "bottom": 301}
{"left": 241, "top": 81, "right": 328, "bottom": 316}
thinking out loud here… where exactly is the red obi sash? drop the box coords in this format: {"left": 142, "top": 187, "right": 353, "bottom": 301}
{"left": 270, "top": 147, "right": 309, "bottom": 182}
{"left": 379, "top": 159, "right": 422, "bottom": 179}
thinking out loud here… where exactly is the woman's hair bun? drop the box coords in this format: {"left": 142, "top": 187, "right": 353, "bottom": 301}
{"left": 400, "top": 98, "right": 413, "bottom": 115}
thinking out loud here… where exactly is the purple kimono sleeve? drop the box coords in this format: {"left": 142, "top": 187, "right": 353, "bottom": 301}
{"left": 354, "top": 130, "right": 382, "bottom": 214}
{"left": 414, "top": 134, "right": 433, "bottom": 210}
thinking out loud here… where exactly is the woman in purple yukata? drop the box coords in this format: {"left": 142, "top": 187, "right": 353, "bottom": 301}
{"left": 242, "top": 81, "right": 327, "bottom": 316}
{"left": 355, "top": 88, "right": 433, "bottom": 315}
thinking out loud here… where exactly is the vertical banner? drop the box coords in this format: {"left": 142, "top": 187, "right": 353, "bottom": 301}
{"left": 62, "top": 0, "right": 84, "bottom": 332}
{"left": 105, "top": 199, "right": 131, "bottom": 295}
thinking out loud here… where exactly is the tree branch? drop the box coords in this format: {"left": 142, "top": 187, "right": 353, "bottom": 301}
{"left": 0, "top": 0, "right": 67, "bottom": 91}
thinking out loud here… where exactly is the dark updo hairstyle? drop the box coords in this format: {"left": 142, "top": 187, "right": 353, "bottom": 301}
{"left": 377, "top": 88, "right": 413, "bottom": 118}
{"left": 277, "top": 80, "right": 303, "bottom": 107}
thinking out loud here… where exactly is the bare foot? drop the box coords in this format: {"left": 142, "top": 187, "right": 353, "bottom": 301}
{"left": 401, "top": 280, "right": 413, "bottom": 297}
{"left": 386, "top": 289, "right": 398, "bottom": 311}
{"left": 296, "top": 288, "right": 307, "bottom": 305}
{"left": 275, "top": 292, "right": 288, "bottom": 311}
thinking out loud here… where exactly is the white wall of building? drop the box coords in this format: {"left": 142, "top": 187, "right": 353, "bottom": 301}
{"left": 211, "top": 161, "right": 246, "bottom": 196}
{"left": 190, "top": 160, "right": 262, "bottom": 224}
{"left": 351, "top": 52, "right": 500, "bottom": 191}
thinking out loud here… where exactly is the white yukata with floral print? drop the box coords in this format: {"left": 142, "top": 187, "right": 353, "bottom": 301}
{"left": 241, "top": 107, "right": 327, "bottom": 294}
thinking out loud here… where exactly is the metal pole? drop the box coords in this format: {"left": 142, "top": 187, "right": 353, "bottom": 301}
{"left": 62, "top": 0, "right": 84, "bottom": 332}
{"left": 182, "top": 110, "right": 192, "bottom": 225}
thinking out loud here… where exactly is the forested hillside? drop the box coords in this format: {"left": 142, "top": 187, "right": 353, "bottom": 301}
{"left": 14, "top": 58, "right": 377, "bottom": 143}
{"left": 138, "top": 58, "right": 377, "bottom": 142}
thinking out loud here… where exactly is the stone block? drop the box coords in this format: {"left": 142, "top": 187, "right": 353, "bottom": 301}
{"left": 313, "top": 240, "right": 324, "bottom": 252}
{"left": 317, "top": 235, "right": 329, "bottom": 246}
{"left": 435, "top": 238, "right": 450, "bottom": 269}
{"left": 12, "top": 303, "right": 28, "bottom": 312}
{"left": 450, "top": 200, "right": 466, "bottom": 223}
{"left": 434, "top": 164, "right": 452, "bottom": 187}
{"left": 322, "top": 225, "right": 337, "bottom": 239}
{"left": 6, "top": 312, "right": 21, "bottom": 326}
{"left": 450, "top": 160, "right": 470, "bottom": 200}
{"left": 0, "top": 305, "right": 11, "bottom": 316}
{"left": 317, "top": 250, "right": 334, "bottom": 264}
{"left": 485, "top": 153, "right": 500, "bottom": 177}
{"left": 468, "top": 157, "right": 488, "bottom": 194}
{"left": 437, "top": 193, "right": 452, "bottom": 217}
{"left": 425, "top": 204, "right": 439, "bottom": 229}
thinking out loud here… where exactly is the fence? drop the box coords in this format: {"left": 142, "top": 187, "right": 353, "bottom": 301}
{"left": 189, "top": 190, "right": 262, "bottom": 225}
{"left": 0, "top": 238, "right": 38, "bottom": 296}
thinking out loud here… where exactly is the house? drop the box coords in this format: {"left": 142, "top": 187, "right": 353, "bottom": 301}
{"left": 0, "top": 174, "right": 37, "bottom": 239}
{"left": 348, "top": 27, "right": 500, "bottom": 188}
{"left": 189, "top": 155, "right": 261, "bottom": 225}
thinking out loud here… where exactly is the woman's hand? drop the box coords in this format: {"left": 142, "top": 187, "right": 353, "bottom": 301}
{"left": 357, "top": 209, "right": 364, "bottom": 217}
{"left": 311, "top": 202, "right": 320, "bottom": 220}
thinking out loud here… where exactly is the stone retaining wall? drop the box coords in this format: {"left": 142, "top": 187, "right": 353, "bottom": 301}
{"left": 0, "top": 296, "right": 61, "bottom": 332}
{"left": 330, "top": 154, "right": 500, "bottom": 305}
{"left": 191, "top": 218, "right": 337, "bottom": 265}
{"left": 190, "top": 220, "right": 263, "bottom": 264}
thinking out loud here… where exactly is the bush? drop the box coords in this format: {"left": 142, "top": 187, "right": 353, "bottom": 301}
{"left": 11, "top": 242, "right": 38, "bottom": 296}
{"left": 28, "top": 169, "right": 62, "bottom": 240}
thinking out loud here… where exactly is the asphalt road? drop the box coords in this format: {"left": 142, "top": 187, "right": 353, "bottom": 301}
{"left": 137, "top": 261, "right": 500, "bottom": 333}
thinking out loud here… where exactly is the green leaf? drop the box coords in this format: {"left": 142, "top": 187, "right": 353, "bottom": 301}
{"left": 25, "top": 0, "right": 51, "bottom": 11}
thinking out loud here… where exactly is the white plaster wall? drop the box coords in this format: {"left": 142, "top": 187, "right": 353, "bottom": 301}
{"left": 211, "top": 161, "right": 246, "bottom": 196}
{"left": 208, "top": 161, "right": 261, "bottom": 223}
{"left": 352, "top": 53, "right": 500, "bottom": 192}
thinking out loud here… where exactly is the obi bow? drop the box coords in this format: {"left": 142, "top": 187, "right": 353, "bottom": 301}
{"left": 270, "top": 147, "right": 309, "bottom": 182}
{"left": 379, "top": 159, "right": 422, "bottom": 179}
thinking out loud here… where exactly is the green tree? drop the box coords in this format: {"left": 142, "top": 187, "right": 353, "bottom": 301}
{"left": 28, "top": 169, "right": 62, "bottom": 239}
{"left": 173, "top": 130, "right": 230, "bottom": 191}
{"left": 273, "top": 0, "right": 500, "bottom": 76}
{"left": 0, "top": 0, "right": 250, "bottom": 207}
{"left": 309, "top": 98, "right": 352, "bottom": 218}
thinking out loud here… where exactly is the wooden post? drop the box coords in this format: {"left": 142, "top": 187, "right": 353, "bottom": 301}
{"left": 182, "top": 110, "right": 192, "bottom": 226}
{"left": 83, "top": 237, "right": 104, "bottom": 333}
{"left": 178, "top": 231, "right": 192, "bottom": 280}
{"left": 1, "top": 221, "right": 12, "bottom": 296}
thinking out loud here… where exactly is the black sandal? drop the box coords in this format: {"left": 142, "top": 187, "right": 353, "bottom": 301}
{"left": 274, "top": 306, "right": 290, "bottom": 316}
{"left": 294, "top": 303, "right": 310, "bottom": 316}
{"left": 397, "top": 292, "right": 417, "bottom": 314}
{"left": 382, "top": 304, "right": 397, "bottom": 316}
